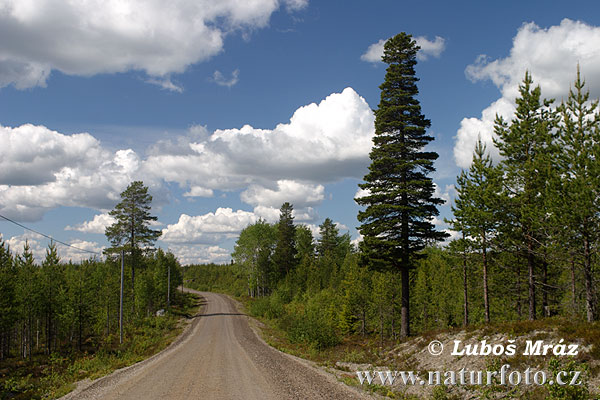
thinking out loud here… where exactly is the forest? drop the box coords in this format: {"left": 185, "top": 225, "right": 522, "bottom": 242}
{"left": 186, "top": 66, "right": 600, "bottom": 353}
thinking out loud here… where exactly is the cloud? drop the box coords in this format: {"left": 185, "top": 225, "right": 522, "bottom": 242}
{"left": 212, "top": 69, "right": 240, "bottom": 87}
{"left": 0, "top": 87, "right": 372, "bottom": 222}
{"left": 0, "top": 0, "right": 304, "bottom": 90}
{"left": 183, "top": 186, "right": 214, "bottom": 198}
{"left": 145, "top": 76, "right": 184, "bottom": 93}
{"left": 0, "top": 123, "right": 149, "bottom": 220}
{"left": 361, "top": 39, "right": 386, "bottom": 63}
{"left": 161, "top": 208, "right": 258, "bottom": 244}
{"left": 282, "top": 0, "right": 308, "bottom": 12}
{"left": 143, "top": 87, "right": 374, "bottom": 188}
{"left": 65, "top": 213, "right": 116, "bottom": 234}
{"left": 361, "top": 35, "right": 446, "bottom": 63}
{"left": 252, "top": 204, "right": 318, "bottom": 223}
{"left": 414, "top": 36, "right": 446, "bottom": 61}
{"left": 455, "top": 19, "right": 600, "bottom": 168}
{"left": 240, "top": 180, "right": 324, "bottom": 208}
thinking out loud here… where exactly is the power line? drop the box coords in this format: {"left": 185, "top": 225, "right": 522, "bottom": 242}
{"left": 0, "top": 213, "right": 100, "bottom": 255}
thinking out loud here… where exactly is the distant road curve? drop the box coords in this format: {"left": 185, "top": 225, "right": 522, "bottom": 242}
{"left": 61, "top": 289, "right": 373, "bottom": 400}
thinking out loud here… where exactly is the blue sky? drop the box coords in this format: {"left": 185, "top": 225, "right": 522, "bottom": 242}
{"left": 2, "top": 0, "right": 600, "bottom": 264}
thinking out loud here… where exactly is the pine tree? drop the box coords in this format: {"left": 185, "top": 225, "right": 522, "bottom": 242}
{"left": 493, "top": 72, "right": 556, "bottom": 320}
{"left": 272, "top": 202, "right": 297, "bottom": 282}
{"left": 16, "top": 241, "right": 38, "bottom": 358}
{"left": 447, "top": 138, "right": 501, "bottom": 323}
{"left": 356, "top": 32, "right": 447, "bottom": 337}
{"left": 105, "top": 181, "right": 161, "bottom": 312}
{"left": 556, "top": 67, "right": 600, "bottom": 322}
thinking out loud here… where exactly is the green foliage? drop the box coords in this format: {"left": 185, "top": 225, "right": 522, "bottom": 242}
{"left": 546, "top": 357, "right": 589, "bottom": 400}
{"left": 185, "top": 263, "right": 247, "bottom": 296}
{"left": 232, "top": 219, "right": 277, "bottom": 296}
{"left": 413, "top": 248, "right": 463, "bottom": 331}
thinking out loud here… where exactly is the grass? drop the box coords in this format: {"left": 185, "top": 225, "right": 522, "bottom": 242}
{"left": 0, "top": 292, "right": 201, "bottom": 399}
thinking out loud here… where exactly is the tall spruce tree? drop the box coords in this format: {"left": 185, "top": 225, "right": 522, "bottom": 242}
{"left": 105, "top": 181, "right": 161, "bottom": 312}
{"left": 356, "top": 33, "right": 447, "bottom": 337}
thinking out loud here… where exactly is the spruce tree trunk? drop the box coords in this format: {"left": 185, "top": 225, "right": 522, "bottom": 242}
{"left": 400, "top": 266, "right": 410, "bottom": 338}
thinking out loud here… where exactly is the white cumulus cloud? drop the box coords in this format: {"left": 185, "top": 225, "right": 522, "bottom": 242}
{"left": 161, "top": 208, "right": 258, "bottom": 244}
{"left": 240, "top": 180, "right": 324, "bottom": 209}
{"left": 455, "top": 19, "right": 600, "bottom": 168}
{"left": 143, "top": 87, "right": 374, "bottom": 189}
{"left": 0, "top": 0, "right": 305, "bottom": 90}
{"left": 0, "top": 123, "right": 149, "bottom": 220}
{"left": 65, "top": 213, "right": 116, "bottom": 234}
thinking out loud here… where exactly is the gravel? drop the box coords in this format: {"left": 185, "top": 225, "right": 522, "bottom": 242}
{"left": 60, "top": 289, "right": 375, "bottom": 400}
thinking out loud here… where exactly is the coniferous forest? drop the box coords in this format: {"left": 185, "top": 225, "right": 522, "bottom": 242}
{"left": 185, "top": 36, "right": 600, "bottom": 353}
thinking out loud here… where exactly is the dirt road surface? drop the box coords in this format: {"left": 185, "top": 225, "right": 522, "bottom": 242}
{"left": 61, "top": 289, "right": 373, "bottom": 400}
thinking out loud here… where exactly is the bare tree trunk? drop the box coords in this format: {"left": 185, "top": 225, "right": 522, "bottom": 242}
{"left": 482, "top": 234, "right": 490, "bottom": 323}
{"left": 584, "top": 236, "right": 596, "bottom": 322}
{"left": 527, "top": 236, "right": 536, "bottom": 320}
{"left": 463, "top": 241, "right": 469, "bottom": 327}
{"left": 542, "top": 260, "right": 549, "bottom": 317}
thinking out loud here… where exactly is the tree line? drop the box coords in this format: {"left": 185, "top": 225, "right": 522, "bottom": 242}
{"left": 0, "top": 181, "right": 181, "bottom": 362}
{"left": 0, "top": 240, "right": 181, "bottom": 360}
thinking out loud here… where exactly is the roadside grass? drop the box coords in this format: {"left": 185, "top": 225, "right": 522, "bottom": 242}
{"left": 0, "top": 292, "right": 201, "bottom": 400}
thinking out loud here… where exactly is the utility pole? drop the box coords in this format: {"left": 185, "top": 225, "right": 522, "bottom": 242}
{"left": 181, "top": 266, "right": 184, "bottom": 294}
{"left": 120, "top": 250, "right": 124, "bottom": 344}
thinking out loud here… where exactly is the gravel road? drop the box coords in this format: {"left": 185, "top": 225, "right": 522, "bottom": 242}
{"left": 61, "top": 289, "right": 373, "bottom": 400}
